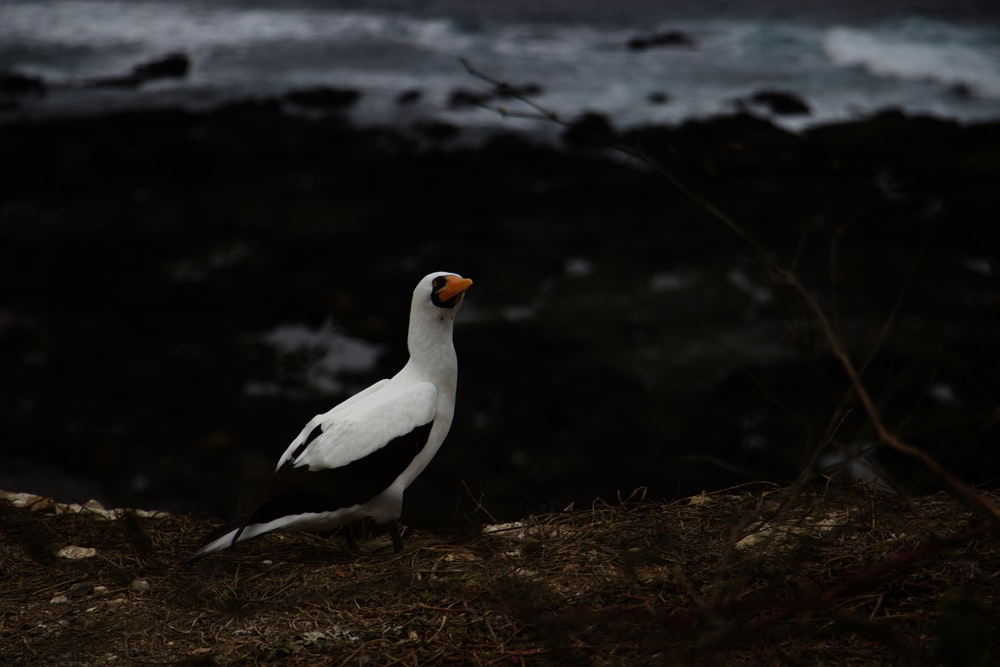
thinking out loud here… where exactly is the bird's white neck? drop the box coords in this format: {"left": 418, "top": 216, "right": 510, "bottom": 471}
{"left": 403, "top": 310, "right": 458, "bottom": 385}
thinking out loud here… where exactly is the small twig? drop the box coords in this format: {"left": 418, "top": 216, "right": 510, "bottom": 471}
{"left": 460, "top": 478, "right": 497, "bottom": 524}
{"left": 460, "top": 59, "right": 560, "bottom": 124}
{"left": 411, "top": 603, "right": 476, "bottom": 615}
{"left": 868, "top": 593, "right": 885, "bottom": 621}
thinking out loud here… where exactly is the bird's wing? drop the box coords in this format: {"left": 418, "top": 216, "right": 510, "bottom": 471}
{"left": 280, "top": 380, "right": 438, "bottom": 472}
{"left": 275, "top": 378, "right": 393, "bottom": 470}
{"left": 188, "top": 382, "right": 437, "bottom": 559}
{"left": 223, "top": 381, "right": 437, "bottom": 545}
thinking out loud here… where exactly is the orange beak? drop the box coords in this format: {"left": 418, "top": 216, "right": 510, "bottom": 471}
{"left": 437, "top": 275, "right": 473, "bottom": 301}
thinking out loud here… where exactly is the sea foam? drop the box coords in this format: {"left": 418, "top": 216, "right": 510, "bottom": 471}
{"left": 824, "top": 20, "right": 1000, "bottom": 99}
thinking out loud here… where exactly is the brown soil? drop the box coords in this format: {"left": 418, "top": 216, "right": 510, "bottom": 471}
{"left": 2, "top": 485, "right": 997, "bottom": 665}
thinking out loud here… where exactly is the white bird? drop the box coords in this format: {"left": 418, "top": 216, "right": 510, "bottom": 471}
{"left": 190, "top": 271, "right": 473, "bottom": 558}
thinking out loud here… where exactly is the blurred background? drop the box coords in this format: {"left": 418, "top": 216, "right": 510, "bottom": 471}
{"left": 1, "top": 0, "right": 998, "bottom": 525}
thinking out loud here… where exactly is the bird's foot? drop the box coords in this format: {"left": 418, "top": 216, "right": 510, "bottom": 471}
{"left": 390, "top": 522, "right": 405, "bottom": 553}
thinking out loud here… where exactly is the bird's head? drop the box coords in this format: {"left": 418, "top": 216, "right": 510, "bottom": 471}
{"left": 407, "top": 272, "right": 473, "bottom": 354}
{"left": 421, "top": 271, "right": 473, "bottom": 312}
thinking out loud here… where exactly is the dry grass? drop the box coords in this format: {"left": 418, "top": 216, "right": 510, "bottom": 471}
{"left": 1, "top": 484, "right": 998, "bottom": 665}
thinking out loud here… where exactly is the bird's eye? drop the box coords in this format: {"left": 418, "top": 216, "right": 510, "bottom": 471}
{"left": 432, "top": 276, "right": 447, "bottom": 290}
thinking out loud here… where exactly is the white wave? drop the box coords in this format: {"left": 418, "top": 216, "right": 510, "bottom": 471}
{"left": 252, "top": 319, "right": 383, "bottom": 395}
{"left": 3, "top": 1, "right": 999, "bottom": 129}
{"left": 491, "top": 22, "right": 625, "bottom": 60}
{"left": 0, "top": 1, "right": 470, "bottom": 54}
{"left": 824, "top": 21, "right": 1000, "bottom": 99}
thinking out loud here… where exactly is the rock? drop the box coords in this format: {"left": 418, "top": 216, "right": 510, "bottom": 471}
{"left": 747, "top": 89, "right": 812, "bottom": 116}
{"left": 84, "top": 498, "right": 106, "bottom": 512}
{"left": 129, "top": 579, "right": 151, "bottom": 593}
{"left": 284, "top": 86, "right": 361, "bottom": 109}
{"left": 627, "top": 30, "right": 696, "bottom": 51}
{"left": 561, "top": 111, "right": 616, "bottom": 149}
{"left": 0, "top": 71, "right": 46, "bottom": 97}
{"left": 214, "top": 98, "right": 284, "bottom": 118}
{"left": 949, "top": 82, "right": 975, "bottom": 99}
{"left": 447, "top": 88, "right": 492, "bottom": 109}
{"left": 396, "top": 88, "right": 423, "bottom": 105}
{"left": 414, "top": 120, "right": 461, "bottom": 143}
{"left": 89, "top": 53, "right": 190, "bottom": 88}
{"left": 447, "top": 82, "right": 541, "bottom": 110}
{"left": 0, "top": 491, "right": 55, "bottom": 512}
{"left": 495, "top": 82, "right": 543, "bottom": 98}
{"left": 56, "top": 545, "right": 97, "bottom": 559}
{"left": 131, "top": 53, "right": 190, "bottom": 80}
{"left": 68, "top": 582, "right": 95, "bottom": 598}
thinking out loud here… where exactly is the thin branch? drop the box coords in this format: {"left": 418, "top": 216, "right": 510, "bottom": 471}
{"left": 461, "top": 58, "right": 1000, "bottom": 524}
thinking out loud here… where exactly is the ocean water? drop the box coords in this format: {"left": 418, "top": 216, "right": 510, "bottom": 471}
{"left": 2, "top": 0, "right": 999, "bottom": 132}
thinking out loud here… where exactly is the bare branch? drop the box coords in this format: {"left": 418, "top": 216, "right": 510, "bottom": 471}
{"left": 461, "top": 59, "right": 1000, "bottom": 524}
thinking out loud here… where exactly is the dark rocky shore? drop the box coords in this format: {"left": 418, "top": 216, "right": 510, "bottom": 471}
{"left": 1, "top": 99, "right": 998, "bottom": 525}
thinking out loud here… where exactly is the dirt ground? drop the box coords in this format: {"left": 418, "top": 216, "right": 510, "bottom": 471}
{"left": 1, "top": 484, "right": 997, "bottom": 665}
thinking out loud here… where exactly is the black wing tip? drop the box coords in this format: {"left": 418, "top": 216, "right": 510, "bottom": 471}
{"left": 289, "top": 423, "right": 324, "bottom": 465}
{"left": 183, "top": 515, "right": 250, "bottom": 562}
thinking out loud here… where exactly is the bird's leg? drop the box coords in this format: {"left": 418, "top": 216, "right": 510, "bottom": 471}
{"left": 389, "top": 522, "right": 404, "bottom": 553}
{"left": 343, "top": 525, "right": 359, "bottom": 552}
